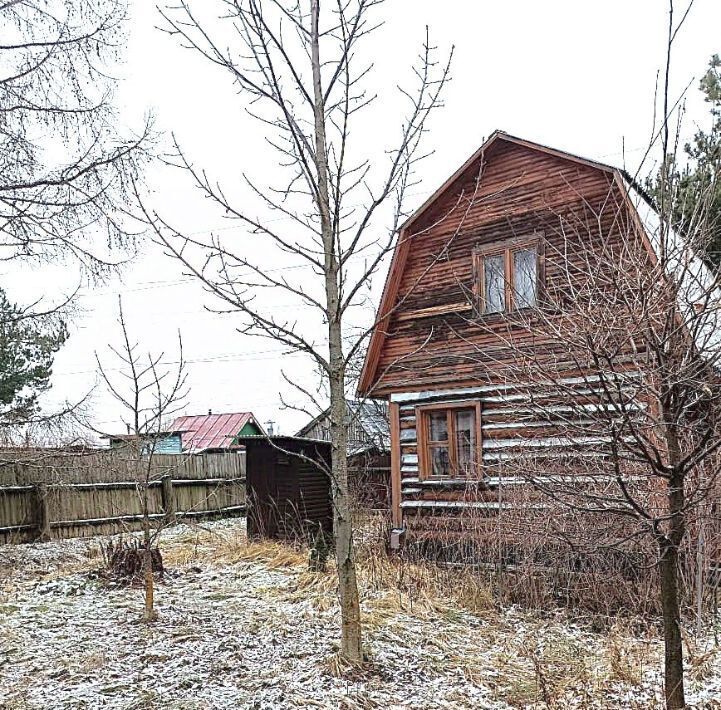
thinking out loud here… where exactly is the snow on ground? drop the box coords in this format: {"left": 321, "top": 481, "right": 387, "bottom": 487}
{"left": 1, "top": 519, "right": 720, "bottom": 709}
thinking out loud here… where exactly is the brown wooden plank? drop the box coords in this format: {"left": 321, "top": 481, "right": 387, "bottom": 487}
{"left": 389, "top": 402, "right": 402, "bottom": 528}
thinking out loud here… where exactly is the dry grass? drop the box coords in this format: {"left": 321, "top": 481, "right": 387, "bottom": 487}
{"left": 322, "top": 651, "right": 381, "bottom": 681}
{"left": 161, "top": 526, "right": 307, "bottom": 569}
{"left": 683, "top": 629, "right": 721, "bottom": 683}
{"left": 605, "top": 621, "right": 652, "bottom": 687}
{"left": 15, "top": 522, "right": 695, "bottom": 705}
{"left": 7, "top": 518, "right": 718, "bottom": 708}
{"left": 161, "top": 521, "right": 496, "bottom": 627}
{"left": 480, "top": 622, "right": 599, "bottom": 708}
{"left": 354, "top": 517, "right": 496, "bottom": 622}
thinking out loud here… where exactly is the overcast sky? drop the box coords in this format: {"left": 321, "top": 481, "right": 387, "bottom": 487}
{"left": 11, "top": 0, "right": 721, "bottom": 440}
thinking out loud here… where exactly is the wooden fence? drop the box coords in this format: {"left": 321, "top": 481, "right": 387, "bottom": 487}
{"left": 0, "top": 448, "right": 246, "bottom": 542}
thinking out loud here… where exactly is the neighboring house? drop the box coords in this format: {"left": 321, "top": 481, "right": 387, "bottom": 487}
{"left": 297, "top": 400, "right": 390, "bottom": 508}
{"left": 357, "top": 130, "right": 708, "bottom": 544}
{"left": 297, "top": 399, "right": 390, "bottom": 455}
{"left": 106, "top": 412, "right": 265, "bottom": 455}
{"left": 169, "top": 411, "right": 265, "bottom": 453}
{"left": 105, "top": 429, "right": 186, "bottom": 455}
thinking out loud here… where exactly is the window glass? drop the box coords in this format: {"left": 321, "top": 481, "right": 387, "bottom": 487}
{"left": 428, "top": 411, "right": 448, "bottom": 442}
{"left": 431, "top": 447, "right": 450, "bottom": 477}
{"left": 513, "top": 247, "right": 537, "bottom": 308}
{"left": 455, "top": 409, "right": 475, "bottom": 471}
{"left": 422, "top": 406, "right": 478, "bottom": 478}
{"left": 484, "top": 254, "right": 505, "bottom": 313}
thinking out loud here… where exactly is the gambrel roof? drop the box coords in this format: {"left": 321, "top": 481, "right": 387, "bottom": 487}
{"left": 358, "top": 130, "right": 716, "bottom": 395}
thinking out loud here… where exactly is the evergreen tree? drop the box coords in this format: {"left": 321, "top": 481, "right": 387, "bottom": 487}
{"left": 648, "top": 55, "right": 721, "bottom": 264}
{"left": 0, "top": 289, "right": 68, "bottom": 426}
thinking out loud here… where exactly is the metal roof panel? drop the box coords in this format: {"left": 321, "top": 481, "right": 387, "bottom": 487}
{"left": 170, "top": 412, "right": 259, "bottom": 451}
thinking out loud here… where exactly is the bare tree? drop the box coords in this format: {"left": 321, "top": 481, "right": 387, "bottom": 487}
{"left": 471, "top": 204, "right": 717, "bottom": 707}
{"left": 136, "top": 0, "right": 451, "bottom": 661}
{"left": 96, "top": 298, "right": 188, "bottom": 621}
{"left": 0, "top": 0, "right": 151, "bottom": 451}
{"left": 450, "top": 26, "right": 719, "bottom": 709}
{"left": 1, "top": 0, "right": 149, "bottom": 273}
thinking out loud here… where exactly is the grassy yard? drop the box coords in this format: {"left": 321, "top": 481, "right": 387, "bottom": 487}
{"left": 0, "top": 519, "right": 719, "bottom": 709}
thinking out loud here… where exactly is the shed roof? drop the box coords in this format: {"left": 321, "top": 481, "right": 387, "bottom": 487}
{"left": 238, "top": 434, "right": 331, "bottom": 447}
{"left": 170, "top": 412, "right": 263, "bottom": 452}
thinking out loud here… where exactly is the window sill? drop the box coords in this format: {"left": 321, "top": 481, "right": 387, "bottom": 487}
{"left": 474, "top": 305, "right": 543, "bottom": 322}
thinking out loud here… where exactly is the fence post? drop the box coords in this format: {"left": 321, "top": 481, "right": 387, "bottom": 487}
{"left": 35, "top": 483, "right": 52, "bottom": 542}
{"left": 161, "top": 475, "right": 176, "bottom": 524}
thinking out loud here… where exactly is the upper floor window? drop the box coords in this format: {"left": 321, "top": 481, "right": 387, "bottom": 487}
{"left": 474, "top": 236, "right": 542, "bottom": 315}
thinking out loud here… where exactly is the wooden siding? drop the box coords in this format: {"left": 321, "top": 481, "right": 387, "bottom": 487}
{"left": 391, "top": 380, "right": 646, "bottom": 536}
{"left": 360, "top": 135, "right": 660, "bottom": 542}
{"left": 298, "top": 403, "right": 391, "bottom": 510}
{"left": 369, "top": 139, "right": 640, "bottom": 396}
{"left": 244, "top": 437, "right": 332, "bottom": 540}
{"left": 155, "top": 434, "right": 183, "bottom": 455}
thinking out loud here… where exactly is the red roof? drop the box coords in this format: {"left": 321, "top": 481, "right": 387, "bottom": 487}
{"left": 170, "top": 412, "right": 260, "bottom": 451}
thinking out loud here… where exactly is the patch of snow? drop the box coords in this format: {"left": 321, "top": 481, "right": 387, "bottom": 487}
{"left": 0, "top": 518, "right": 719, "bottom": 708}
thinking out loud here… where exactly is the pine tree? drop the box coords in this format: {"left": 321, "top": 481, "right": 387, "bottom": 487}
{"left": 648, "top": 55, "right": 721, "bottom": 264}
{"left": 0, "top": 289, "right": 68, "bottom": 426}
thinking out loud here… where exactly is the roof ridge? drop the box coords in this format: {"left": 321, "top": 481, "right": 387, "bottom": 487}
{"left": 176, "top": 411, "right": 253, "bottom": 419}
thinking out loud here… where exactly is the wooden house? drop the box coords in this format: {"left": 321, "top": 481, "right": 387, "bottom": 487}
{"left": 104, "top": 429, "right": 186, "bottom": 455}
{"left": 169, "top": 411, "right": 264, "bottom": 453}
{"left": 106, "top": 412, "right": 265, "bottom": 456}
{"left": 357, "top": 130, "right": 714, "bottom": 549}
{"left": 297, "top": 399, "right": 389, "bottom": 455}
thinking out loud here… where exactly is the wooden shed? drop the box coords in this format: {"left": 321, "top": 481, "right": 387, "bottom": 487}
{"left": 239, "top": 435, "right": 332, "bottom": 541}
{"left": 296, "top": 399, "right": 391, "bottom": 510}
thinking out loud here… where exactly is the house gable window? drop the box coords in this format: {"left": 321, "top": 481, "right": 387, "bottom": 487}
{"left": 474, "top": 236, "right": 543, "bottom": 315}
{"left": 416, "top": 401, "right": 482, "bottom": 479}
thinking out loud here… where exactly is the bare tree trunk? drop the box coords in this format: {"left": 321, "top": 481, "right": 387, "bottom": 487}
{"left": 141, "top": 481, "right": 156, "bottom": 622}
{"left": 311, "top": 0, "right": 362, "bottom": 662}
{"left": 659, "top": 451, "right": 686, "bottom": 710}
{"left": 695, "top": 519, "right": 705, "bottom": 639}
{"left": 98, "top": 299, "right": 187, "bottom": 623}
{"left": 659, "top": 536, "right": 685, "bottom": 708}
{"left": 330, "top": 368, "right": 363, "bottom": 660}
{"left": 150, "top": 0, "right": 449, "bottom": 661}
{"left": 143, "top": 546, "right": 156, "bottom": 622}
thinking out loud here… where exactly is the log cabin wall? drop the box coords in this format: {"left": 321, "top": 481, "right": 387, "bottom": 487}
{"left": 372, "top": 139, "right": 643, "bottom": 395}
{"left": 389, "top": 376, "right": 648, "bottom": 541}
{"left": 364, "top": 135, "right": 655, "bottom": 539}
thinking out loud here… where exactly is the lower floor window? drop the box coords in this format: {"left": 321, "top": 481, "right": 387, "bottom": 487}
{"left": 417, "top": 402, "right": 481, "bottom": 478}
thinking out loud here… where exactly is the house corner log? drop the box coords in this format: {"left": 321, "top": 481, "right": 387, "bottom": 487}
{"left": 389, "top": 402, "right": 402, "bottom": 532}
